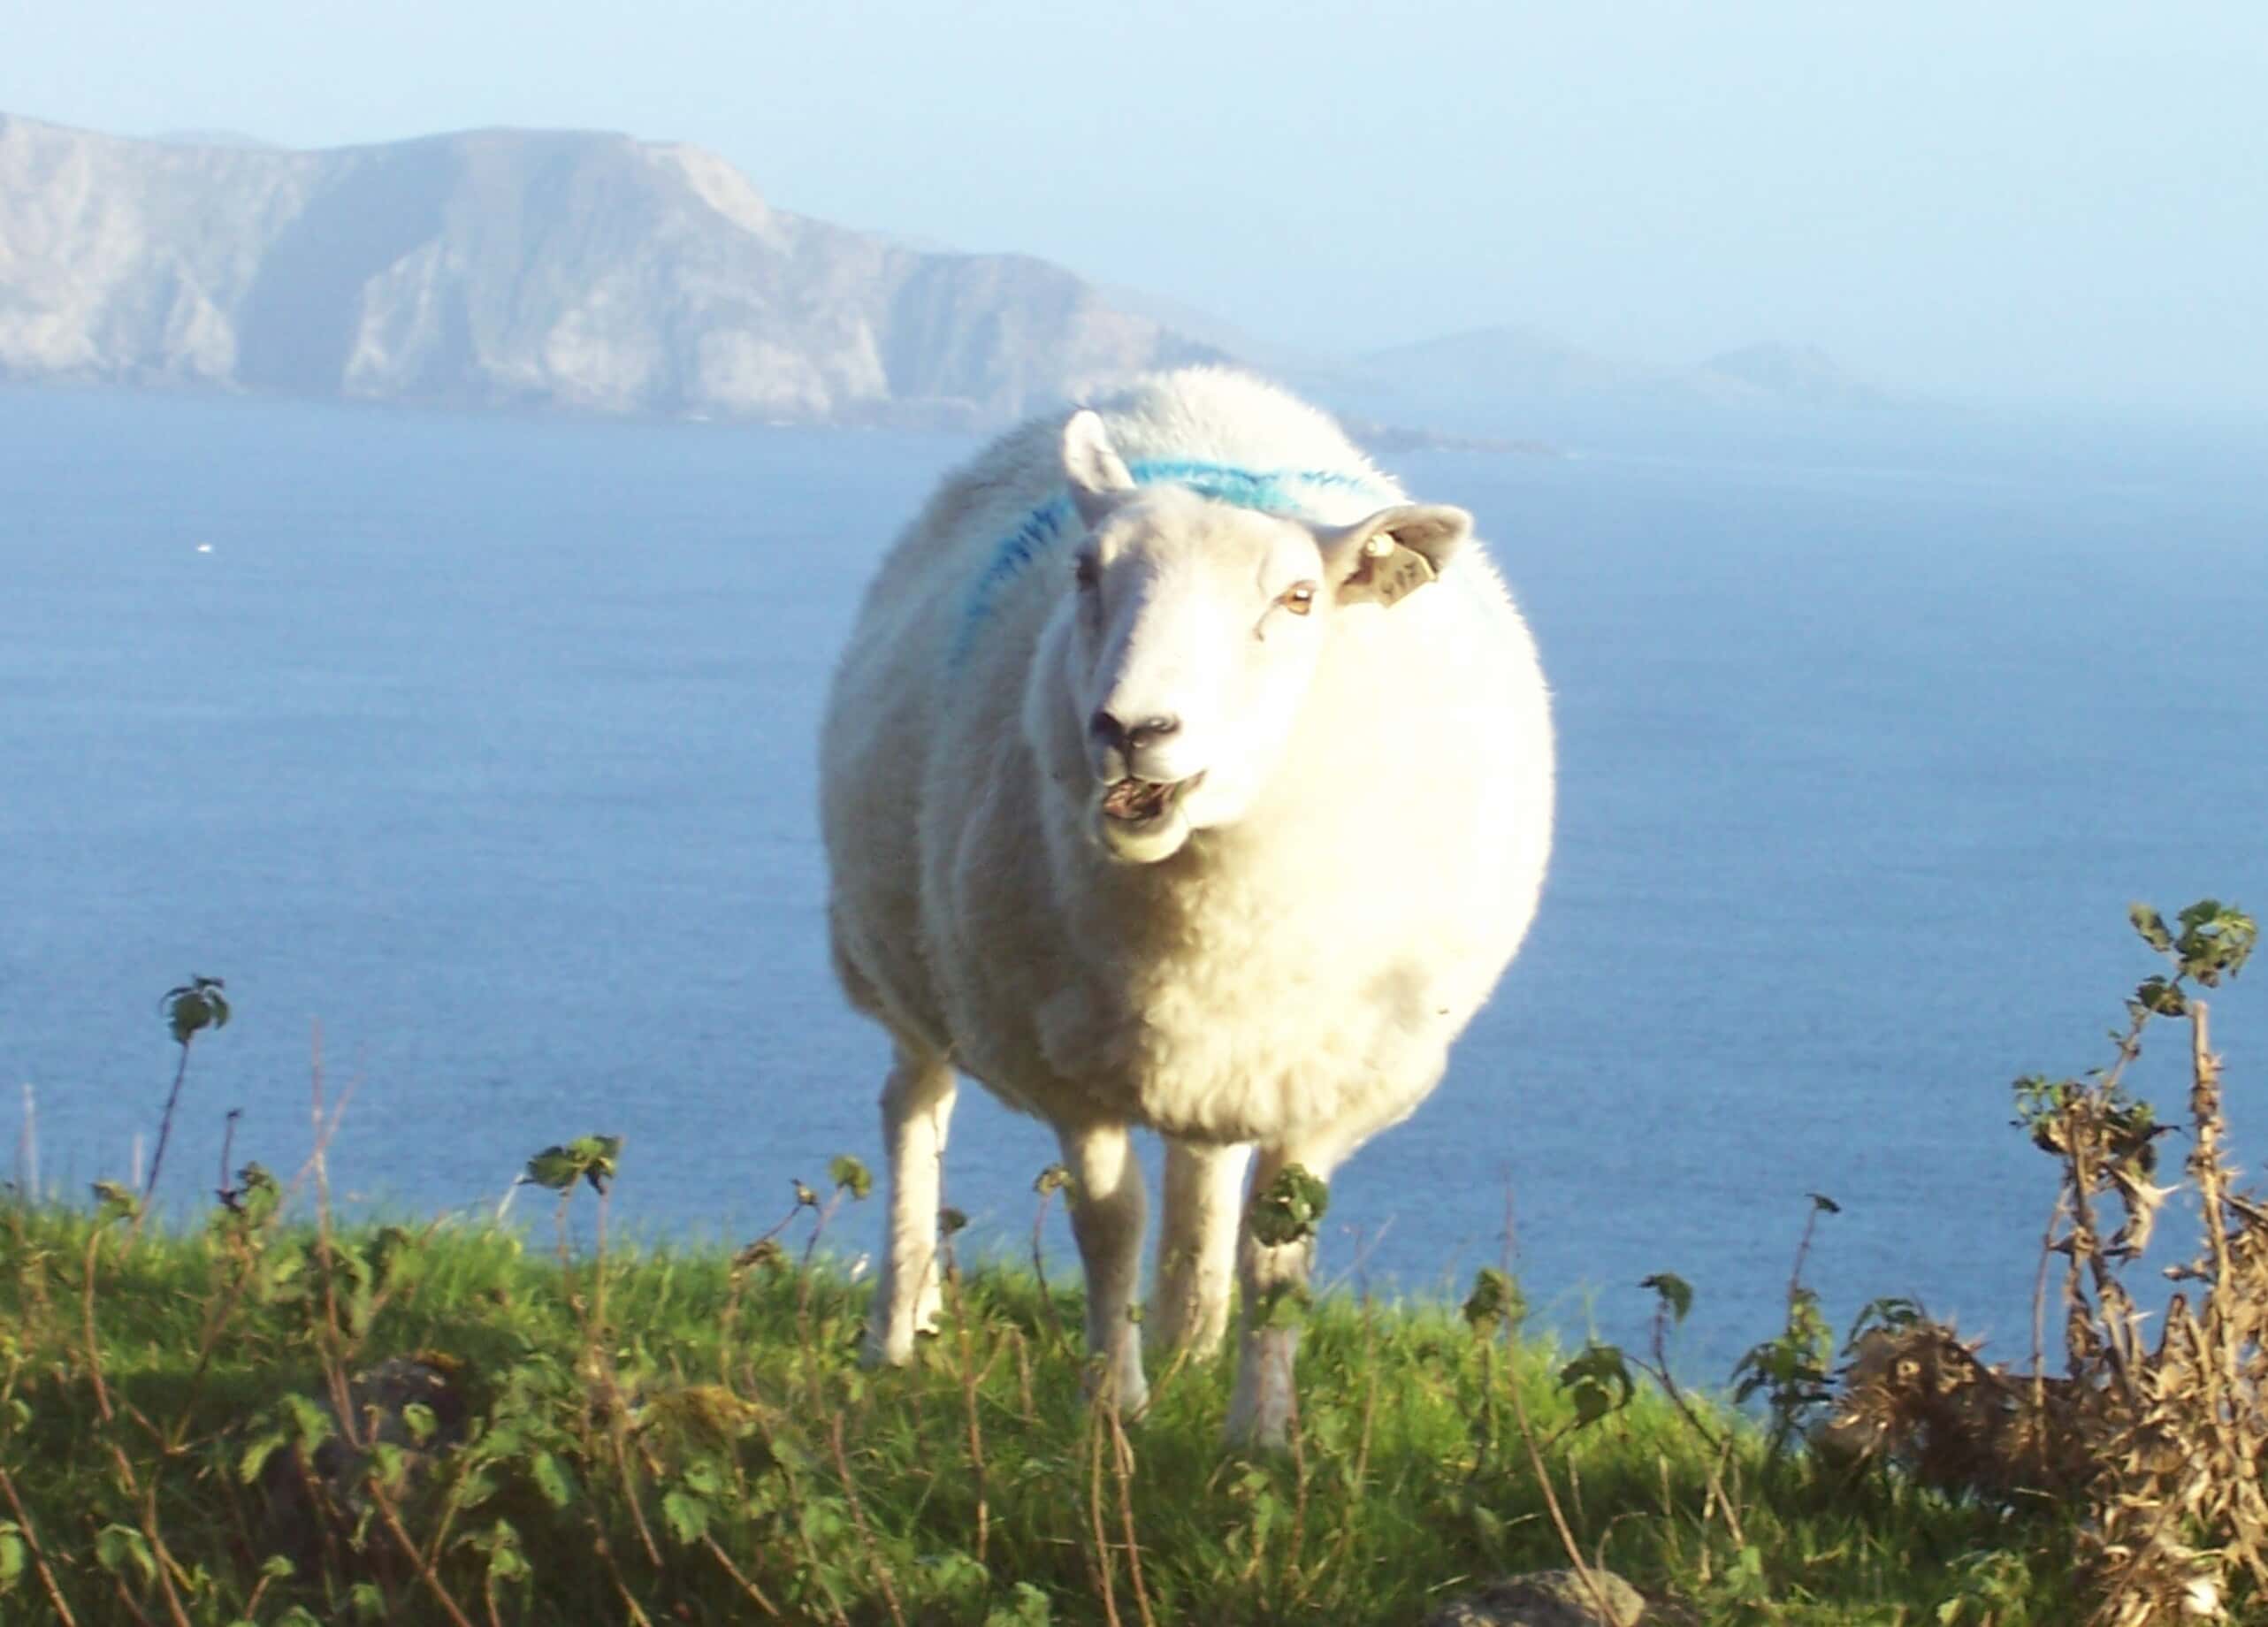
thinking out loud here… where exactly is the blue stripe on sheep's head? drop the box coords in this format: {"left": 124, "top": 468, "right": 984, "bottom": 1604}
{"left": 1033, "top": 409, "right": 1473, "bottom": 865}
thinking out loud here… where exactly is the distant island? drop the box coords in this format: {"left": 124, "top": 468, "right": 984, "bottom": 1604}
{"left": 1349, "top": 326, "right": 1896, "bottom": 415}
{"left": 0, "top": 111, "right": 1893, "bottom": 432}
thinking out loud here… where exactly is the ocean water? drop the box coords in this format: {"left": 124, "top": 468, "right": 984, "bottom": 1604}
{"left": 2, "top": 384, "right": 2263, "bottom": 1379}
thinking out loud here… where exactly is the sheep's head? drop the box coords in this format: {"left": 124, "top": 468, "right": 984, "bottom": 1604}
{"left": 1029, "top": 409, "right": 1472, "bottom": 865}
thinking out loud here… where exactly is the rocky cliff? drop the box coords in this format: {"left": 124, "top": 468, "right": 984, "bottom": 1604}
{"left": 0, "top": 113, "right": 1218, "bottom": 426}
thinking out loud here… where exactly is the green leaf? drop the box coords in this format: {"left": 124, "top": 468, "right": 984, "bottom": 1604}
{"left": 829, "top": 1153, "right": 873, "bottom": 1200}
{"left": 447, "top": 1470, "right": 500, "bottom": 1513}
{"left": 488, "top": 1539, "right": 531, "bottom": 1585}
{"left": 661, "top": 1489, "right": 710, "bottom": 1547}
{"left": 2129, "top": 902, "right": 2174, "bottom": 953}
{"left": 523, "top": 1134, "right": 622, "bottom": 1194}
{"left": 349, "top": 1581, "right": 386, "bottom": 1622}
{"left": 1641, "top": 1272, "right": 1693, "bottom": 1324}
{"left": 938, "top": 1205, "right": 969, "bottom": 1237}
{"left": 523, "top": 1147, "right": 583, "bottom": 1191}
{"left": 162, "top": 975, "right": 229, "bottom": 1043}
{"left": 368, "top": 1441, "right": 413, "bottom": 1493}
{"left": 1461, "top": 1266, "right": 1523, "bottom": 1332}
{"left": 1246, "top": 1164, "right": 1329, "bottom": 1248}
{"left": 922, "top": 1550, "right": 989, "bottom": 1597}
{"left": 90, "top": 1180, "right": 141, "bottom": 1226}
{"left": 1807, "top": 1191, "right": 1841, "bottom": 1215}
{"left": 529, "top": 1451, "right": 575, "bottom": 1510}
{"left": 260, "top": 1554, "right": 295, "bottom": 1580}
{"left": 401, "top": 1402, "right": 438, "bottom": 1445}
{"left": 95, "top": 1524, "right": 157, "bottom": 1587}
{"left": 1470, "top": 1501, "right": 1506, "bottom": 1545}
{"left": 225, "top": 1162, "right": 281, "bottom": 1226}
{"left": 1033, "top": 1164, "right": 1072, "bottom": 1198}
{"left": 570, "top": 1134, "right": 622, "bottom": 1193}
{"left": 0, "top": 1529, "right": 25, "bottom": 1593}
{"left": 1557, "top": 1342, "right": 1636, "bottom": 1426}
{"left": 2135, "top": 975, "right": 2188, "bottom": 1016}
{"left": 2173, "top": 899, "right": 2256, "bottom": 986}
{"left": 238, "top": 1431, "right": 289, "bottom": 1486}
{"left": 985, "top": 1581, "right": 1055, "bottom": 1627}
{"left": 281, "top": 1391, "right": 335, "bottom": 1447}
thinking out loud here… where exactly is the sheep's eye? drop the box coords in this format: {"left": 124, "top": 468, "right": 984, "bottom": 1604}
{"left": 1074, "top": 554, "right": 1099, "bottom": 592}
{"left": 1277, "top": 581, "right": 1317, "bottom": 616}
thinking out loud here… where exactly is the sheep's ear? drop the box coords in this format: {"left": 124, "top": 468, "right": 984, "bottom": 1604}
{"left": 1063, "top": 410, "right": 1135, "bottom": 528}
{"left": 1321, "top": 504, "right": 1472, "bottom": 608}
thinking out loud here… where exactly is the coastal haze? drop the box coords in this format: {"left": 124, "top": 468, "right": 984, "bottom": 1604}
{"left": 4, "top": 5, "right": 2265, "bottom": 1377}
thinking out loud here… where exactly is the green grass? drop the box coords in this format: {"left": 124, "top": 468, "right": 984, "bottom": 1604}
{"left": 0, "top": 1196, "right": 2079, "bottom": 1626}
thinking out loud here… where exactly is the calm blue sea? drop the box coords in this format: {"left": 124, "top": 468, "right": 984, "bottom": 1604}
{"left": 2, "top": 384, "right": 2262, "bottom": 1379}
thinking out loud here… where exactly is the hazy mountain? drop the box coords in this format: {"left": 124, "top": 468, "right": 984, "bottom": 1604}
{"left": 1682, "top": 341, "right": 1891, "bottom": 409}
{"left": 1350, "top": 325, "right": 1891, "bottom": 415}
{"left": 1358, "top": 325, "right": 1636, "bottom": 401}
{"left": 149, "top": 129, "right": 279, "bottom": 150}
{"left": 0, "top": 111, "right": 1890, "bottom": 432}
{"left": 0, "top": 112, "right": 1219, "bottom": 426}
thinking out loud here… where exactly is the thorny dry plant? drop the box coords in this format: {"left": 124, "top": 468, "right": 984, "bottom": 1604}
{"left": 1815, "top": 899, "right": 2260, "bottom": 1624}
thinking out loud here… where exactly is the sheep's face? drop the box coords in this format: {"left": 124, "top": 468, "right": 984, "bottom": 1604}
{"left": 1035, "top": 410, "right": 1471, "bottom": 865}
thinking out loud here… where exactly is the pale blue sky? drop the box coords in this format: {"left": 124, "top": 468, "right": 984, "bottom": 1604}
{"left": 9, "top": 1, "right": 2264, "bottom": 413}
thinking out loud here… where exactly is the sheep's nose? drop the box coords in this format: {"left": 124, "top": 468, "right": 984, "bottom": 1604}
{"left": 1090, "top": 709, "right": 1180, "bottom": 758}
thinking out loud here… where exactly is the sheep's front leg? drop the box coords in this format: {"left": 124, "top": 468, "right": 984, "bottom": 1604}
{"left": 1226, "top": 1145, "right": 1340, "bottom": 1447}
{"left": 1058, "top": 1120, "right": 1149, "bottom": 1414}
{"left": 864, "top": 1049, "right": 957, "bottom": 1366}
{"left": 1149, "top": 1138, "right": 1249, "bottom": 1358}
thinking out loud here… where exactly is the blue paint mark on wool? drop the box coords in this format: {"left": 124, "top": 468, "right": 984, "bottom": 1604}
{"left": 952, "top": 458, "right": 1394, "bottom": 662}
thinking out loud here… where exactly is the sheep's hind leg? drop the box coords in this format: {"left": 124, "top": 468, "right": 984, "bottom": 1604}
{"left": 1058, "top": 1120, "right": 1149, "bottom": 1415}
{"left": 1226, "top": 1144, "right": 1341, "bottom": 1448}
{"left": 864, "top": 1047, "right": 957, "bottom": 1367}
{"left": 1149, "top": 1139, "right": 1249, "bottom": 1359}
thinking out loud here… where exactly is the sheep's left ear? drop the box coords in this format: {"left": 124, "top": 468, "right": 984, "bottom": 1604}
{"left": 1063, "top": 409, "right": 1136, "bottom": 529}
{"left": 1320, "top": 504, "right": 1472, "bottom": 608}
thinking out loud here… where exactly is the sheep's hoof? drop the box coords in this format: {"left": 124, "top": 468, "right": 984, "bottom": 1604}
{"left": 859, "top": 1326, "right": 920, "bottom": 1371}
{"left": 1081, "top": 1354, "right": 1151, "bottom": 1422}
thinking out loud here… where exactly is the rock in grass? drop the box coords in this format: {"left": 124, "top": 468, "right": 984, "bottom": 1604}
{"left": 1423, "top": 1568, "right": 1646, "bottom": 1627}
{"left": 261, "top": 1356, "right": 469, "bottom": 1552}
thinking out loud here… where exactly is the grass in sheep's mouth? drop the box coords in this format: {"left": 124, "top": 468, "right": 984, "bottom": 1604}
{"left": 1102, "top": 777, "right": 1177, "bottom": 822}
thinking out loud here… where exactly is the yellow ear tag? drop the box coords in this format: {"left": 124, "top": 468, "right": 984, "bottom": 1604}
{"left": 1344, "top": 534, "right": 1438, "bottom": 607}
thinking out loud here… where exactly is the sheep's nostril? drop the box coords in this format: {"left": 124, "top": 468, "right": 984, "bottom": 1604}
{"left": 1126, "top": 714, "right": 1179, "bottom": 752}
{"left": 1089, "top": 709, "right": 1127, "bottom": 751}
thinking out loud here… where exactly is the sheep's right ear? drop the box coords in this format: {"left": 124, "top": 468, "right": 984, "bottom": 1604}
{"left": 1063, "top": 410, "right": 1135, "bottom": 529}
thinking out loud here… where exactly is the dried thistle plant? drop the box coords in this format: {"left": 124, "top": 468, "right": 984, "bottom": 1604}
{"left": 1816, "top": 900, "right": 2260, "bottom": 1624}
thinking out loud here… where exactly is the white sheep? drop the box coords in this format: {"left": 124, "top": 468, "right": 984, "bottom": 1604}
{"left": 819, "top": 367, "right": 1554, "bottom": 1443}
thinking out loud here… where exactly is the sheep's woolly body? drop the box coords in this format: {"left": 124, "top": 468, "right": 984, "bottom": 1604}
{"left": 819, "top": 367, "right": 1554, "bottom": 1436}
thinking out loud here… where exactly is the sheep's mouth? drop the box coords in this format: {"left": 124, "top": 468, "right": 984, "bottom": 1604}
{"left": 1100, "top": 773, "right": 1201, "bottom": 827}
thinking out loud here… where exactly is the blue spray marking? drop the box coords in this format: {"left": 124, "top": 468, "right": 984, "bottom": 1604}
{"left": 951, "top": 458, "right": 1394, "bottom": 663}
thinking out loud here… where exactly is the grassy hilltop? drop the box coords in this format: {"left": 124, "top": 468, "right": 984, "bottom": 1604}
{"left": 0, "top": 899, "right": 2257, "bottom": 1625}
{"left": 0, "top": 1195, "right": 2054, "bottom": 1627}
